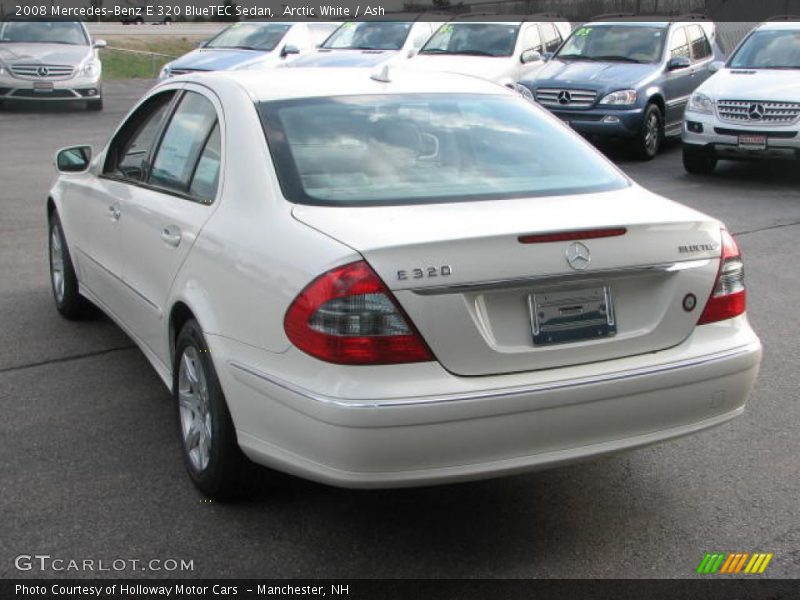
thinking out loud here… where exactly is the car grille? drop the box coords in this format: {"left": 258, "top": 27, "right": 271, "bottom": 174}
{"left": 536, "top": 88, "right": 597, "bottom": 109}
{"left": 717, "top": 100, "right": 800, "bottom": 125}
{"left": 10, "top": 64, "right": 75, "bottom": 79}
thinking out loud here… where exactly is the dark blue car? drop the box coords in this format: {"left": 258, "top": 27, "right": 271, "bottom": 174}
{"left": 520, "top": 20, "right": 723, "bottom": 159}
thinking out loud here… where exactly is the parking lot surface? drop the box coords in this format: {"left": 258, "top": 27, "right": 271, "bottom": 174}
{"left": 1, "top": 81, "right": 798, "bottom": 579}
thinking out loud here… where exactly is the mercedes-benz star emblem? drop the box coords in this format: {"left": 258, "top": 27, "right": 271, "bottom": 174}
{"left": 36, "top": 66, "right": 49, "bottom": 77}
{"left": 566, "top": 242, "right": 591, "bottom": 270}
{"left": 557, "top": 90, "right": 572, "bottom": 105}
{"left": 748, "top": 103, "right": 765, "bottom": 120}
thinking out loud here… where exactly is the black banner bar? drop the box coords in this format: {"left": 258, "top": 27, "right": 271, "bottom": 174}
{"left": 3, "top": 579, "right": 800, "bottom": 600}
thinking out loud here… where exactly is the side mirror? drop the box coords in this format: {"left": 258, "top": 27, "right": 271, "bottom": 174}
{"left": 709, "top": 60, "right": 725, "bottom": 73}
{"left": 407, "top": 48, "right": 418, "bottom": 58}
{"left": 93, "top": 39, "right": 107, "bottom": 49}
{"left": 55, "top": 146, "right": 92, "bottom": 174}
{"left": 281, "top": 44, "right": 300, "bottom": 58}
{"left": 667, "top": 56, "right": 691, "bottom": 71}
{"left": 520, "top": 49, "right": 543, "bottom": 64}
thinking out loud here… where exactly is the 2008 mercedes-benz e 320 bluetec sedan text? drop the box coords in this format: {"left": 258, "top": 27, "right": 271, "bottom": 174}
{"left": 47, "top": 68, "right": 761, "bottom": 498}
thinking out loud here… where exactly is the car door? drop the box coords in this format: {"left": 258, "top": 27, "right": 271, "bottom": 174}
{"left": 81, "top": 90, "right": 177, "bottom": 316}
{"left": 119, "top": 86, "right": 223, "bottom": 364}
{"left": 517, "top": 24, "right": 543, "bottom": 80}
{"left": 687, "top": 24, "right": 715, "bottom": 87}
{"left": 663, "top": 26, "right": 694, "bottom": 127}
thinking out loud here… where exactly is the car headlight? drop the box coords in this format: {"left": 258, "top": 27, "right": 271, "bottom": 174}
{"left": 511, "top": 83, "right": 534, "bottom": 102}
{"left": 0, "top": 60, "right": 7, "bottom": 76}
{"left": 81, "top": 59, "right": 100, "bottom": 77}
{"left": 687, "top": 92, "right": 715, "bottom": 114}
{"left": 599, "top": 89, "right": 638, "bottom": 106}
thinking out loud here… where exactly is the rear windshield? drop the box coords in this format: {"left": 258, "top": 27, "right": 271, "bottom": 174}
{"left": 259, "top": 94, "right": 629, "bottom": 207}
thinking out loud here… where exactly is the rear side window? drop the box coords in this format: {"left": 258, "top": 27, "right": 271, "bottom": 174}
{"left": 259, "top": 94, "right": 629, "bottom": 207}
{"left": 687, "top": 25, "right": 712, "bottom": 61}
{"left": 669, "top": 27, "right": 690, "bottom": 59}
{"left": 149, "top": 92, "right": 220, "bottom": 202}
{"left": 104, "top": 91, "right": 176, "bottom": 181}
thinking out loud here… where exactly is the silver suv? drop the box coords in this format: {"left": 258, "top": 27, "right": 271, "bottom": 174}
{"left": 0, "top": 20, "right": 106, "bottom": 111}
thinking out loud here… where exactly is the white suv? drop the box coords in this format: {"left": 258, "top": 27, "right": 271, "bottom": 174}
{"left": 408, "top": 18, "right": 572, "bottom": 86}
{"left": 682, "top": 21, "right": 800, "bottom": 174}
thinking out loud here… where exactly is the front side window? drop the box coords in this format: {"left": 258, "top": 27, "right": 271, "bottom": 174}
{"left": 321, "top": 22, "right": 412, "bottom": 51}
{"left": 0, "top": 21, "right": 88, "bottom": 45}
{"left": 687, "top": 25, "right": 712, "bottom": 61}
{"left": 421, "top": 24, "right": 520, "bottom": 58}
{"left": 729, "top": 28, "right": 800, "bottom": 69}
{"left": 558, "top": 24, "right": 667, "bottom": 63}
{"left": 205, "top": 22, "right": 291, "bottom": 51}
{"left": 669, "top": 27, "right": 690, "bottom": 59}
{"left": 104, "top": 91, "right": 176, "bottom": 181}
{"left": 540, "top": 23, "right": 563, "bottom": 53}
{"left": 520, "top": 25, "right": 542, "bottom": 53}
{"left": 149, "top": 92, "right": 219, "bottom": 201}
{"left": 259, "top": 94, "right": 629, "bottom": 207}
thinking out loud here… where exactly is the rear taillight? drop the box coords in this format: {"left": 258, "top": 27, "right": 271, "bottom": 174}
{"left": 284, "top": 260, "right": 434, "bottom": 365}
{"left": 697, "top": 228, "right": 746, "bottom": 325}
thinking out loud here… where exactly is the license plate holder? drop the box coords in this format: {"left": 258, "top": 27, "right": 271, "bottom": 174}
{"left": 33, "top": 81, "right": 54, "bottom": 92}
{"left": 738, "top": 134, "right": 767, "bottom": 151}
{"left": 528, "top": 285, "right": 616, "bottom": 346}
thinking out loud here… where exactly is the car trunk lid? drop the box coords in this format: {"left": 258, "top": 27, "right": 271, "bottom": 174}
{"left": 292, "top": 186, "right": 722, "bottom": 376}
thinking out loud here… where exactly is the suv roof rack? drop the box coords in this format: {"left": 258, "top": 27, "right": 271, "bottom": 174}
{"left": 447, "top": 11, "right": 565, "bottom": 23}
{"left": 590, "top": 12, "right": 636, "bottom": 21}
{"left": 765, "top": 14, "right": 800, "bottom": 21}
{"left": 673, "top": 11, "right": 709, "bottom": 20}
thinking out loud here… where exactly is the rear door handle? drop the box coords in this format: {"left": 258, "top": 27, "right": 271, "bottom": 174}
{"left": 160, "top": 225, "right": 182, "bottom": 248}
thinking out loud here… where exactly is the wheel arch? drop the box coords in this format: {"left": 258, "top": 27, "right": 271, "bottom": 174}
{"left": 647, "top": 92, "right": 666, "bottom": 118}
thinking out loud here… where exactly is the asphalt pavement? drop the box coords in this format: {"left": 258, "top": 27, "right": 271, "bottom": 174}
{"left": 0, "top": 81, "right": 798, "bottom": 579}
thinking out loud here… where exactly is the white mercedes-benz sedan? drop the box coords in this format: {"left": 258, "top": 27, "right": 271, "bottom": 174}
{"left": 47, "top": 68, "right": 761, "bottom": 498}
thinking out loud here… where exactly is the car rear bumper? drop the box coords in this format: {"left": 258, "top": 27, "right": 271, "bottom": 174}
{"left": 210, "top": 318, "right": 761, "bottom": 488}
{"left": 546, "top": 106, "right": 644, "bottom": 138}
{"left": 683, "top": 113, "right": 800, "bottom": 160}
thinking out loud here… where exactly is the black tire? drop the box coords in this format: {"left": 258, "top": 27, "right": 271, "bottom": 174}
{"left": 632, "top": 103, "right": 664, "bottom": 160}
{"left": 86, "top": 98, "right": 103, "bottom": 112}
{"left": 48, "top": 213, "right": 94, "bottom": 320}
{"left": 174, "top": 319, "right": 251, "bottom": 499}
{"left": 682, "top": 143, "right": 718, "bottom": 175}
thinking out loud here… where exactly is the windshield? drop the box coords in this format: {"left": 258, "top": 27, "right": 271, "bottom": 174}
{"left": 421, "top": 24, "right": 520, "bottom": 57}
{"left": 557, "top": 24, "right": 667, "bottom": 63}
{"left": 0, "top": 21, "right": 88, "bottom": 45}
{"left": 729, "top": 28, "right": 800, "bottom": 69}
{"left": 259, "top": 94, "right": 628, "bottom": 206}
{"left": 206, "top": 22, "right": 291, "bottom": 51}
{"left": 321, "top": 22, "right": 412, "bottom": 50}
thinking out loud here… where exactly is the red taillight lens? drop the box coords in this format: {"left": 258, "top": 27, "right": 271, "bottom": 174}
{"left": 284, "top": 260, "right": 434, "bottom": 365}
{"left": 697, "top": 228, "right": 746, "bottom": 325}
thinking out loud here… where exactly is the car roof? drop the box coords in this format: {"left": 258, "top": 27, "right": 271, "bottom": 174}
{"left": 757, "top": 21, "right": 800, "bottom": 31}
{"left": 176, "top": 67, "right": 513, "bottom": 102}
